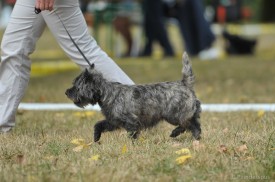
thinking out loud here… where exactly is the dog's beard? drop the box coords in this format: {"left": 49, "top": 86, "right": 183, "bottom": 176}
{"left": 74, "top": 100, "right": 88, "bottom": 108}
{"left": 66, "top": 87, "right": 98, "bottom": 107}
{"left": 71, "top": 95, "right": 90, "bottom": 108}
{"left": 66, "top": 90, "right": 89, "bottom": 108}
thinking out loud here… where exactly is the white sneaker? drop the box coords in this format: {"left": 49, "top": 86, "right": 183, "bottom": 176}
{"left": 198, "top": 47, "right": 224, "bottom": 61}
{"left": 0, "top": 126, "right": 13, "bottom": 133}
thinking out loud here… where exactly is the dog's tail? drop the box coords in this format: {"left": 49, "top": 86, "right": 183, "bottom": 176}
{"left": 181, "top": 52, "right": 195, "bottom": 87}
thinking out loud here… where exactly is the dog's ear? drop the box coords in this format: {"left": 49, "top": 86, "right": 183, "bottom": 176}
{"left": 84, "top": 68, "right": 90, "bottom": 76}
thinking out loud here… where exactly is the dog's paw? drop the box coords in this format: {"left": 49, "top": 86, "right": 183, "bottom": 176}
{"left": 192, "top": 131, "right": 201, "bottom": 140}
{"left": 170, "top": 132, "right": 180, "bottom": 138}
{"left": 193, "top": 134, "right": 201, "bottom": 140}
{"left": 94, "top": 132, "right": 101, "bottom": 142}
{"left": 94, "top": 126, "right": 102, "bottom": 142}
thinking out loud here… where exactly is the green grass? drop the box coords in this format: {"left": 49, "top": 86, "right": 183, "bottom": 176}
{"left": 1, "top": 27, "right": 275, "bottom": 181}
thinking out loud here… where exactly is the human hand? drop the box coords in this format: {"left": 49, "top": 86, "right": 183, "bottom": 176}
{"left": 35, "top": 0, "right": 55, "bottom": 12}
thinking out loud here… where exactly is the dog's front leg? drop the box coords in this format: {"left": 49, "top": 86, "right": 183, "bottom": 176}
{"left": 129, "top": 131, "right": 140, "bottom": 139}
{"left": 123, "top": 122, "right": 140, "bottom": 139}
{"left": 170, "top": 126, "right": 186, "bottom": 138}
{"left": 94, "top": 120, "right": 118, "bottom": 142}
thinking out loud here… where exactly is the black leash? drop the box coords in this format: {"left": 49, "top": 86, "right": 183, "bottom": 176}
{"left": 34, "top": 8, "right": 93, "bottom": 67}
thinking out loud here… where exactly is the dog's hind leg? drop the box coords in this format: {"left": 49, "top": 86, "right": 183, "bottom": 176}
{"left": 188, "top": 100, "right": 202, "bottom": 140}
{"left": 188, "top": 116, "right": 201, "bottom": 140}
{"left": 170, "top": 126, "right": 186, "bottom": 138}
{"left": 94, "top": 120, "right": 119, "bottom": 142}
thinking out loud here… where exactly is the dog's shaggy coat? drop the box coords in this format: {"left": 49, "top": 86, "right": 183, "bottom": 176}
{"left": 66, "top": 53, "right": 201, "bottom": 142}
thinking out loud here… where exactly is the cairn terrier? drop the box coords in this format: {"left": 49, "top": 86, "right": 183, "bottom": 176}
{"left": 66, "top": 53, "right": 201, "bottom": 142}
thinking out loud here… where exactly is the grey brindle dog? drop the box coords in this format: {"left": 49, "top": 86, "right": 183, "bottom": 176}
{"left": 66, "top": 53, "right": 201, "bottom": 142}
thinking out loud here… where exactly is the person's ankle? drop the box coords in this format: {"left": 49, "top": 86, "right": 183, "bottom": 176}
{"left": 0, "top": 126, "right": 13, "bottom": 133}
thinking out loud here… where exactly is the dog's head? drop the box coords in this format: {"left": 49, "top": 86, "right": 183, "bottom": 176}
{"left": 65, "top": 64, "right": 102, "bottom": 108}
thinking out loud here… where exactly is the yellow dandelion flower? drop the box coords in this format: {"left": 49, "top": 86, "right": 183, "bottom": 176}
{"left": 257, "top": 110, "right": 265, "bottom": 118}
{"left": 89, "top": 155, "right": 100, "bottom": 161}
{"left": 175, "top": 148, "right": 191, "bottom": 155}
{"left": 122, "top": 144, "right": 128, "bottom": 154}
{"left": 176, "top": 155, "right": 192, "bottom": 165}
{"left": 71, "top": 138, "right": 85, "bottom": 145}
{"left": 71, "top": 138, "right": 92, "bottom": 152}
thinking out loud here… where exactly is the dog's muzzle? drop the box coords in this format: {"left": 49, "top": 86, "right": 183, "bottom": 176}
{"left": 65, "top": 89, "right": 70, "bottom": 97}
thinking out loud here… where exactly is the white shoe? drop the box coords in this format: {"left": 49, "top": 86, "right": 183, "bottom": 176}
{"left": 0, "top": 126, "right": 13, "bottom": 133}
{"left": 198, "top": 47, "right": 224, "bottom": 61}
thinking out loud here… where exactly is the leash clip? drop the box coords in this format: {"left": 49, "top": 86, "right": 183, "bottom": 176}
{"left": 34, "top": 8, "right": 41, "bottom": 14}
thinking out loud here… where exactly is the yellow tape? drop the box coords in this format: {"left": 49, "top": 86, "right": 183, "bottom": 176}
{"left": 31, "top": 60, "right": 78, "bottom": 77}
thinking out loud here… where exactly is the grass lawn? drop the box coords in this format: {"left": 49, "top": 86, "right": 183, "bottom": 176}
{"left": 1, "top": 27, "right": 275, "bottom": 181}
{"left": 0, "top": 111, "right": 274, "bottom": 181}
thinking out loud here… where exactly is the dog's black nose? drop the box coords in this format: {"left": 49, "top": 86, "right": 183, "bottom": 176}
{"left": 65, "top": 90, "right": 69, "bottom": 96}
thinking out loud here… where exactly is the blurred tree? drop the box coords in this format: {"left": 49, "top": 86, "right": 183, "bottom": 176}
{"left": 204, "top": 0, "right": 269, "bottom": 22}
{"left": 261, "top": 0, "right": 275, "bottom": 22}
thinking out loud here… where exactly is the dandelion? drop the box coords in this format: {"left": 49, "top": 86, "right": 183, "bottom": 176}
{"left": 71, "top": 138, "right": 85, "bottom": 145}
{"left": 175, "top": 148, "right": 192, "bottom": 165}
{"left": 175, "top": 148, "right": 191, "bottom": 155}
{"left": 122, "top": 144, "right": 128, "bottom": 154}
{"left": 71, "top": 138, "right": 92, "bottom": 152}
{"left": 175, "top": 155, "right": 192, "bottom": 165}
{"left": 89, "top": 155, "right": 100, "bottom": 161}
{"left": 257, "top": 110, "right": 265, "bottom": 118}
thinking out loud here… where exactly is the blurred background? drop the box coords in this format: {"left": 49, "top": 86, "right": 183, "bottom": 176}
{"left": 0, "top": 0, "right": 275, "bottom": 104}
{"left": 1, "top": 0, "right": 275, "bottom": 58}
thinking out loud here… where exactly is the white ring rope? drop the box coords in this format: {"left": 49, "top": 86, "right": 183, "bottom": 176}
{"left": 18, "top": 103, "right": 275, "bottom": 112}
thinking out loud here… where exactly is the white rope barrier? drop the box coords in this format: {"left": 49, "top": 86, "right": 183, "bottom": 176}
{"left": 18, "top": 103, "right": 275, "bottom": 112}
{"left": 201, "top": 104, "right": 275, "bottom": 112}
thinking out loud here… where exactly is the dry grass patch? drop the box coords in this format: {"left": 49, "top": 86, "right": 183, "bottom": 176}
{"left": 0, "top": 111, "right": 274, "bottom": 181}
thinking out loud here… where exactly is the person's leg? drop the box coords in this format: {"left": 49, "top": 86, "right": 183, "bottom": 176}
{"left": 141, "top": 0, "right": 154, "bottom": 56}
{"left": 190, "top": 0, "right": 215, "bottom": 52}
{"left": 176, "top": 0, "right": 215, "bottom": 55}
{"left": 152, "top": 1, "right": 174, "bottom": 56}
{"left": 142, "top": 14, "right": 154, "bottom": 56}
{"left": 176, "top": 3, "right": 198, "bottom": 55}
{"left": 41, "top": 1, "right": 134, "bottom": 84}
{"left": 142, "top": 0, "right": 174, "bottom": 56}
{"left": 0, "top": 0, "right": 46, "bottom": 132}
